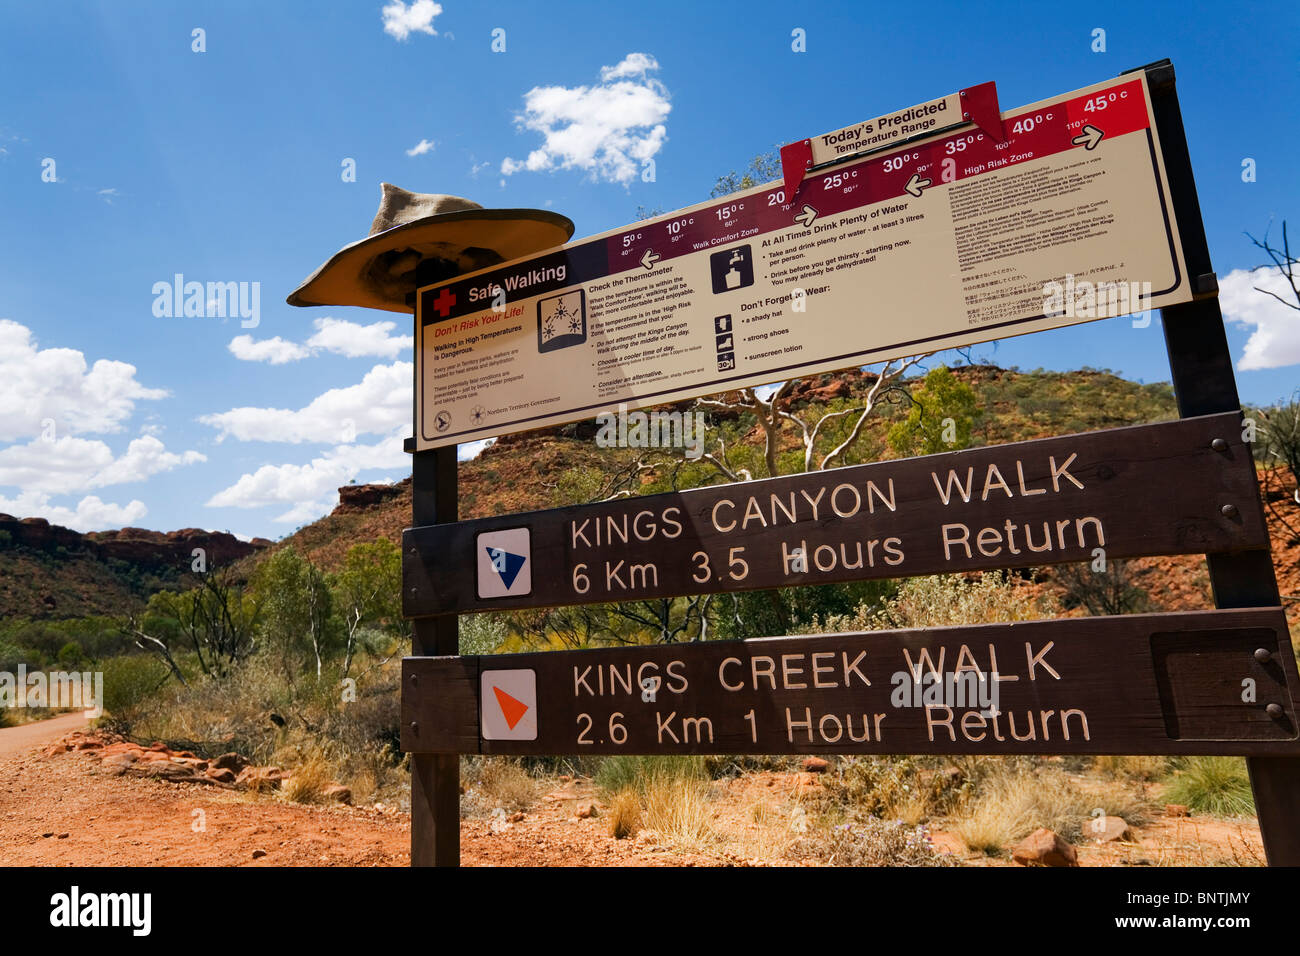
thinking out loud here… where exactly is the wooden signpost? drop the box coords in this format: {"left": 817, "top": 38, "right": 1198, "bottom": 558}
{"left": 403, "top": 608, "right": 1300, "bottom": 757}
{"left": 402, "top": 60, "right": 1300, "bottom": 866}
{"left": 404, "top": 412, "right": 1265, "bottom": 616}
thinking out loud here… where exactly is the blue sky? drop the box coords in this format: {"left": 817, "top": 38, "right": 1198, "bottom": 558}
{"left": 0, "top": 0, "right": 1296, "bottom": 538}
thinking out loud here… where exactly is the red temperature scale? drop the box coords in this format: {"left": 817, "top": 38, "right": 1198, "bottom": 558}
{"left": 604, "top": 79, "right": 1150, "bottom": 275}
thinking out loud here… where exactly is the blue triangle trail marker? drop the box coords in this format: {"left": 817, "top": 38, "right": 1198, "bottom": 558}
{"left": 485, "top": 546, "right": 527, "bottom": 590}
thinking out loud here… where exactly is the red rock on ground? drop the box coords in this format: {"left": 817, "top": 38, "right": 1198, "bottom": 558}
{"left": 1013, "top": 828, "right": 1079, "bottom": 867}
{"left": 1085, "top": 815, "right": 1132, "bottom": 843}
{"left": 323, "top": 784, "right": 353, "bottom": 805}
{"left": 210, "top": 752, "right": 250, "bottom": 774}
{"left": 236, "top": 766, "right": 287, "bottom": 790}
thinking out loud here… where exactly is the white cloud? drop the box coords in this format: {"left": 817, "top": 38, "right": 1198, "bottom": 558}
{"left": 469, "top": 160, "right": 491, "bottom": 178}
{"left": 0, "top": 435, "right": 205, "bottom": 496}
{"left": 89, "top": 436, "right": 206, "bottom": 489}
{"left": 205, "top": 430, "right": 408, "bottom": 522}
{"left": 382, "top": 0, "right": 441, "bottom": 41}
{"left": 273, "top": 498, "right": 338, "bottom": 526}
{"left": 207, "top": 459, "right": 353, "bottom": 513}
{"left": 98, "top": 188, "right": 119, "bottom": 205}
{"left": 406, "top": 138, "right": 437, "bottom": 157}
{"left": 199, "top": 361, "right": 410, "bottom": 443}
{"left": 0, "top": 319, "right": 168, "bottom": 442}
{"left": 227, "top": 318, "right": 411, "bottom": 364}
{"left": 601, "top": 53, "right": 658, "bottom": 81}
{"left": 1221, "top": 267, "right": 1300, "bottom": 370}
{"left": 501, "top": 52, "right": 670, "bottom": 185}
{"left": 304, "top": 318, "right": 412, "bottom": 358}
{"left": 457, "top": 438, "right": 493, "bottom": 461}
{"left": 228, "top": 334, "right": 312, "bottom": 365}
{"left": 0, "top": 491, "right": 148, "bottom": 532}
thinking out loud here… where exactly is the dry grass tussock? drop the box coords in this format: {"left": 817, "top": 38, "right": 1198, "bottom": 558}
{"left": 595, "top": 756, "right": 717, "bottom": 850}
{"left": 280, "top": 751, "right": 334, "bottom": 804}
{"left": 641, "top": 771, "right": 714, "bottom": 851}
{"left": 460, "top": 757, "right": 541, "bottom": 816}
{"left": 952, "top": 760, "right": 1152, "bottom": 854}
{"left": 793, "top": 817, "right": 955, "bottom": 866}
{"left": 607, "top": 790, "right": 641, "bottom": 839}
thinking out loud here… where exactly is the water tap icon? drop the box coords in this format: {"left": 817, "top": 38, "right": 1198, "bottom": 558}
{"left": 724, "top": 250, "right": 745, "bottom": 289}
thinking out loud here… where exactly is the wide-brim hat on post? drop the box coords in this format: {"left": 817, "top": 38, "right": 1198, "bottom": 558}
{"left": 286, "top": 184, "right": 575, "bottom": 313}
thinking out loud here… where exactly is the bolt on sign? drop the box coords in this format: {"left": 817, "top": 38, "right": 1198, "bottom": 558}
{"left": 403, "top": 609, "right": 1300, "bottom": 757}
{"left": 414, "top": 71, "right": 1193, "bottom": 451}
{"left": 401, "top": 59, "right": 1300, "bottom": 867}
{"left": 404, "top": 412, "right": 1265, "bottom": 617}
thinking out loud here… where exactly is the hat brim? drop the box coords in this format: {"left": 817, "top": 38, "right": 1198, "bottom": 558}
{"left": 286, "top": 208, "right": 575, "bottom": 313}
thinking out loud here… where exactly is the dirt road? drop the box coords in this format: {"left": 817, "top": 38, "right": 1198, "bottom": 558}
{"left": 0, "top": 726, "right": 705, "bottom": 866}
{"left": 0, "top": 712, "right": 88, "bottom": 756}
{"left": 0, "top": 722, "right": 1266, "bottom": 867}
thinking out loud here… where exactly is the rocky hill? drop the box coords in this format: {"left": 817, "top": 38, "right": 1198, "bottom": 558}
{"left": 4, "top": 364, "right": 1295, "bottom": 625}
{"left": 0, "top": 516, "right": 270, "bottom": 620}
{"left": 261, "top": 363, "right": 1296, "bottom": 628}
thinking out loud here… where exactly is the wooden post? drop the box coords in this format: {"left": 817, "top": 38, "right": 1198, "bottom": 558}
{"left": 1138, "top": 57, "right": 1300, "bottom": 864}
{"left": 409, "top": 259, "right": 461, "bottom": 868}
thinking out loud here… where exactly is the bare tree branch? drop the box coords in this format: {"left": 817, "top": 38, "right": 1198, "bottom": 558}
{"left": 124, "top": 617, "right": 188, "bottom": 687}
{"left": 819, "top": 355, "right": 929, "bottom": 470}
{"left": 1246, "top": 221, "right": 1299, "bottom": 310}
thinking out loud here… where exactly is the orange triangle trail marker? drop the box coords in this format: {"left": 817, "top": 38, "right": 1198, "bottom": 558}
{"left": 493, "top": 685, "right": 530, "bottom": 730}
{"left": 480, "top": 669, "right": 538, "bottom": 740}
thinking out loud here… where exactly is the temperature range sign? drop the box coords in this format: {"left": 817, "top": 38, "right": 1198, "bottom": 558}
{"left": 401, "top": 608, "right": 1300, "bottom": 757}
{"left": 609, "top": 83, "right": 1150, "bottom": 279}
{"left": 416, "top": 72, "right": 1190, "bottom": 450}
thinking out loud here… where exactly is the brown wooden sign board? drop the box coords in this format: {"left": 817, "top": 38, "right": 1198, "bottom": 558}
{"left": 403, "top": 412, "right": 1263, "bottom": 618}
{"left": 401, "top": 607, "right": 1300, "bottom": 757}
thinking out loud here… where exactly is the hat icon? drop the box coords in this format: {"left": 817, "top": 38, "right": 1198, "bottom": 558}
{"left": 286, "top": 184, "right": 574, "bottom": 313}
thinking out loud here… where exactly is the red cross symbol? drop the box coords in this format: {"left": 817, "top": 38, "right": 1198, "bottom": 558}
{"left": 431, "top": 287, "right": 457, "bottom": 317}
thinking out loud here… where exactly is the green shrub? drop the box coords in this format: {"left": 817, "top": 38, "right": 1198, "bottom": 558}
{"left": 886, "top": 365, "right": 978, "bottom": 458}
{"left": 100, "top": 655, "right": 170, "bottom": 724}
{"left": 460, "top": 613, "right": 509, "bottom": 655}
{"left": 0, "top": 639, "right": 30, "bottom": 672}
{"left": 124, "top": 651, "right": 406, "bottom": 801}
{"left": 594, "top": 754, "right": 707, "bottom": 795}
{"left": 817, "top": 571, "right": 1060, "bottom": 632}
{"left": 1163, "top": 757, "right": 1255, "bottom": 816}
